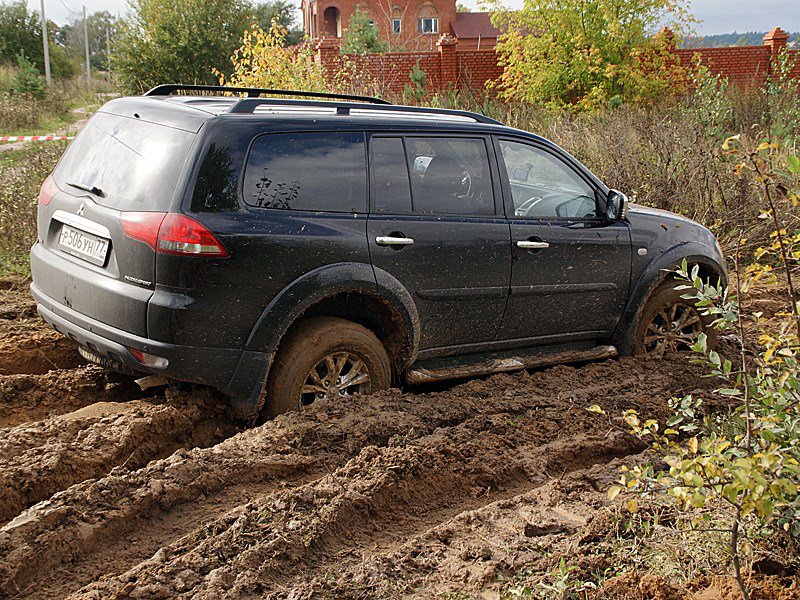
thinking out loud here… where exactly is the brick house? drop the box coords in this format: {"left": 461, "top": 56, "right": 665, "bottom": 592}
{"left": 301, "top": 0, "right": 499, "bottom": 50}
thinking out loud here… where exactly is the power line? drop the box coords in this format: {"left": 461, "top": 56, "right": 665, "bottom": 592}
{"left": 58, "top": 0, "right": 82, "bottom": 19}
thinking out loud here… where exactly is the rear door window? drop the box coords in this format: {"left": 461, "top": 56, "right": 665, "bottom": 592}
{"left": 54, "top": 112, "right": 195, "bottom": 211}
{"left": 402, "top": 137, "right": 495, "bottom": 216}
{"left": 370, "top": 137, "right": 413, "bottom": 214}
{"left": 243, "top": 132, "right": 367, "bottom": 212}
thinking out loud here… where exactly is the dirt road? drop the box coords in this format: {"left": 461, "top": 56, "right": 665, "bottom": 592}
{"left": 1, "top": 279, "right": 796, "bottom": 599}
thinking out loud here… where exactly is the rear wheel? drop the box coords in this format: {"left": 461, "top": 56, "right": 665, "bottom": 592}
{"left": 633, "top": 281, "right": 716, "bottom": 356}
{"left": 265, "top": 316, "right": 391, "bottom": 418}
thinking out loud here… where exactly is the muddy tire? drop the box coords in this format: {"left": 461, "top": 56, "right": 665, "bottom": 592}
{"left": 633, "top": 280, "right": 717, "bottom": 356}
{"left": 265, "top": 316, "right": 391, "bottom": 418}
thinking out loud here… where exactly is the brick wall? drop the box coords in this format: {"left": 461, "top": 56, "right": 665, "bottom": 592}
{"left": 326, "top": 50, "right": 443, "bottom": 94}
{"left": 456, "top": 50, "right": 503, "bottom": 89}
{"left": 787, "top": 49, "right": 800, "bottom": 80}
{"left": 314, "top": 27, "right": 800, "bottom": 96}
{"left": 672, "top": 46, "right": 771, "bottom": 86}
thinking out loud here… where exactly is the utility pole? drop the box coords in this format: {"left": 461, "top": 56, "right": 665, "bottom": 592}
{"left": 106, "top": 28, "right": 111, "bottom": 80}
{"left": 40, "top": 0, "right": 51, "bottom": 84}
{"left": 83, "top": 5, "right": 91, "bottom": 84}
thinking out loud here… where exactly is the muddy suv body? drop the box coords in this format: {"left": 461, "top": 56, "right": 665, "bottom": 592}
{"left": 30, "top": 85, "right": 727, "bottom": 417}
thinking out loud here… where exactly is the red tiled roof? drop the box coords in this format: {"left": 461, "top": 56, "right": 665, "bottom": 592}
{"left": 450, "top": 12, "right": 501, "bottom": 40}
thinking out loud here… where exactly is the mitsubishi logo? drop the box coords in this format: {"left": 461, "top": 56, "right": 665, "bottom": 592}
{"left": 77, "top": 202, "right": 85, "bottom": 217}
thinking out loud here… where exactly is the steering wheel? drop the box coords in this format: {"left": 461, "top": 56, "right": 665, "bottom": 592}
{"left": 515, "top": 191, "right": 561, "bottom": 217}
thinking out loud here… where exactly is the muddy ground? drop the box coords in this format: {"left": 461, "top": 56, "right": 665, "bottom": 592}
{"left": 1, "top": 278, "right": 798, "bottom": 599}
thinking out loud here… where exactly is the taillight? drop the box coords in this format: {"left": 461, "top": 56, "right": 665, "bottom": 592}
{"left": 156, "top": 213, "right": 229, "bottom": 257}
{"left": 120, "top": 212, "right": 229, "bottom": 258}
{"left": 38, "top": 174, "right": 59, "bottom": 206}
{"left": 120, "top": 212, "right": 167, "bottom": 251}
{"left": 128, "top": 347, "right": 169, "bottom": 368}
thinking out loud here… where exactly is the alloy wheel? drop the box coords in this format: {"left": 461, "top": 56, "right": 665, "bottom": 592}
{"left": 642, "top": 302, "right": 704, "bottom": 356}
{"left": 299, "top": 351, "right": 371, "bottom": 406}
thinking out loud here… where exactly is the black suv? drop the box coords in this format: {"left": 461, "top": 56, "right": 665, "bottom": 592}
{"left": 30, "top": 85, "right": 727, "bottom": 417}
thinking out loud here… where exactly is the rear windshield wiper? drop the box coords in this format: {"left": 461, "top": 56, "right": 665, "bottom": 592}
{"left": 67, "top": 181, "right": 105, "bottom": 197}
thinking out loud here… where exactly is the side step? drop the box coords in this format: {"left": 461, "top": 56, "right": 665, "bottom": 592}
{"left": 405, "top": 345, "right": 618, "bottom": 385}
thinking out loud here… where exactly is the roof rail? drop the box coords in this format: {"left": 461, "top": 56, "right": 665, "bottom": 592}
{"left": 144, "top": 84, "right": 391, "bottom": 105}
{"left": 229, "top": 98, "right": 504, "bottom": 125}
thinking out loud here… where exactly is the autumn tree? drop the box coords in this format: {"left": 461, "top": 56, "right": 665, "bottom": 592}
{"left": 218, "top": 19, "right": 327, "bottom": 91}
{"left": 112, "top": 0, "right": 251, "bottom": 93}
{"left": 490, "top": 0, "right": 696, "bottom": 111}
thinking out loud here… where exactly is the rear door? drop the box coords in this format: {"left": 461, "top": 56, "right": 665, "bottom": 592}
{"left": 367, "top": 134, "right": 511, "bottom": 350}
{"left": 160, "top": 129, "right": 373, "bottom": 348}
{"left": 33, "top": 111, "right": 195, "bottom": 336}
{"left": 494, "top": 137, "right": 631, "bottom": 342}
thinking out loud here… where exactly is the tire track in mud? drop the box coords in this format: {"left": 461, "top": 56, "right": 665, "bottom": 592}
{"left": 0, "top": 387, "right": 236, "bottom": 525}
{"left": 291, "top": 452, "right": 636, "bottom": 599}
{"left": 0, "top": 365, "right": 126, "bottom": 429}
{"left": 72, "top": 421, "right": 642, "bottom": 599}
{"left": 0, "top": 356, "right": 716, "bottom": 599}
{"left": 2, "top": 382, "right": 529, "bottom": 598}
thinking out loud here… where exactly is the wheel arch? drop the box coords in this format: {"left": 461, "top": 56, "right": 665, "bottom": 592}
{"left": 222, "top": 262, "right": 420, "bottom": 416}
{"left": 612, "top": 243, "right": 727, "bottom": 354}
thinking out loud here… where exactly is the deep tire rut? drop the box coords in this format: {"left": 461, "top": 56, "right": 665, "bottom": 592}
{"left": 0, "top": 387, "right": 235, "bottom": 526}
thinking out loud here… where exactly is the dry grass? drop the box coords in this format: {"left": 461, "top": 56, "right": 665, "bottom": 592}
{"left": 0, "top": 142, "right": 68, "bottom": 275}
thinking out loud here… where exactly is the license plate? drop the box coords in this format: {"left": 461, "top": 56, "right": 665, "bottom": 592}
{"left": 58, "top": 224, "right": 109, "bottom": 266}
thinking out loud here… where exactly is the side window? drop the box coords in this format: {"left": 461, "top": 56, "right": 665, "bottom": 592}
{"left": 243, "top": 132, "right": 366, "bottom": 212}
{"left": 371, "top": 137, "right": 412, "bottom": 214}
{"left": 498, "top": 140, "right": 597, "bottom": 219}
{"left": 405, "top": 137, "right": 494, "bottom": 216}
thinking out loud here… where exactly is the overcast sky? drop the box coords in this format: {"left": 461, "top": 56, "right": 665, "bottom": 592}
{"left": 30, "top": 0, "right": 800, "bottom": 35}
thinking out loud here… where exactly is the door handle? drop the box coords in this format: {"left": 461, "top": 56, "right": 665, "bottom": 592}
{"left": 376, "top": 236, "right": 415, "bottom": 246}
{"left": 517, "top": 240, "right": 549, "bottom": 249}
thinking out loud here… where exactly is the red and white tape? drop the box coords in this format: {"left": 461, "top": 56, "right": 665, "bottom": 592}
{"left": 0, "top": 135, "right": 74, "bottom": 142}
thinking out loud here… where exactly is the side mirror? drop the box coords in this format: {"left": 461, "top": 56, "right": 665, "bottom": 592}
{"left": 605, "top": 189, "right": 628, "bottom": 222}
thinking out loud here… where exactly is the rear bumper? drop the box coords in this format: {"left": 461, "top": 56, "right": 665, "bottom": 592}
{"left": 31, "top": 282, "right": 244, "bottom": 391}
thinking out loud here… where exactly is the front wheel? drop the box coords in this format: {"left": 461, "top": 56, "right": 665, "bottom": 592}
{"left": 633, "top": 281, "right": 717, "bottom": 356}
{"left": 265, "top": 316, "right": 391, "bottom": 418}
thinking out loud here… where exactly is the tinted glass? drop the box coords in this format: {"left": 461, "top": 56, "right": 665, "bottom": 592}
{"left": 405, "top": 137, "right": 494, "bottom": 216}
{"left": 191, "top": 143, "right": 240, "bottom": 212}
{"left": 54, "top": 112, "right": 195, "bottom": 211}
{"left": 244, "top": 132, "right": 366, "bottom": 212}
{"left": 499, "top": 140, "right": 596, "bottom": 219}
{"left": 371, "top": 137, "right": 412, "bottom": 214}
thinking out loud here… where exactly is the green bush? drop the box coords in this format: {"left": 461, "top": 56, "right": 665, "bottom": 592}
{"left": 341, "top": 7, "right": 388, "bottom": 55}
{"left": 12, "top": 52, "right": 46, "bottom": 98}
{"left": 612, "top": 139, "right": 800, "bottom": 600}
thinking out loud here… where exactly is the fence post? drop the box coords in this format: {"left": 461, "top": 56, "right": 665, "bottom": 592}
{"left": 763, "top": 27, "right": 789, "bottom": 76}
{"left": 437, "top": 34, "right": 458, "bottom": 90}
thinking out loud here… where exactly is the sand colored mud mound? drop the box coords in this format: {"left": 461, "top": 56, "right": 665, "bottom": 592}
{"left": 0, "top": 278, "right": 86, "bottom": 377}
{"left": 0, "top": 366, "right": 140, "bottom": 428}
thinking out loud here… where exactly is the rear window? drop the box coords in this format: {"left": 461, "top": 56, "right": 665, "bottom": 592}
{"left": 54, "top": 112, "right": 195, "bottom": 211}
{"left": 243, "top": 132, "right": 367, "bottom": 212}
